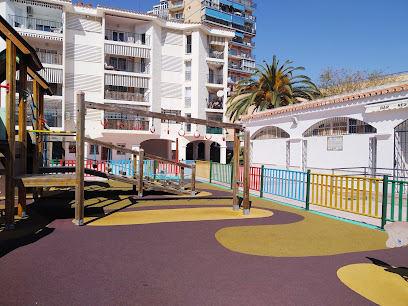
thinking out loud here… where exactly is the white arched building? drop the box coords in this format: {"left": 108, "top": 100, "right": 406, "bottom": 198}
{"left": 241, "top": 81, "right": 408, "bottom": 178}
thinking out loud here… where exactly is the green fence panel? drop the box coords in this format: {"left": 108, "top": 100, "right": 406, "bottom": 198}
{"left": 210, "top": 162, "right": 233, "bottom": 186}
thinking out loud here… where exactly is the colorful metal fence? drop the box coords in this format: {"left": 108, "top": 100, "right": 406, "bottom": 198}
{"left": 383, "top": 176, "right": 408, "bottom": 224}
{"left": 210, "top": 162, "right": 233, "bottom": 186}
{"left": 263, "top": 168, "right": 307, "bottom": 201}
{"left": 309, "top": 173, "right": 382, "bottom": 219}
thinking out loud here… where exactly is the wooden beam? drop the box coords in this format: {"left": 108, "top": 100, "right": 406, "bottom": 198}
{"left": 27, "top": 67, "right": 53, "bottom": 95}
{"left": 180, "top": 167, "right": 185, "bottom": 190}
{"left": 242, "top": 129, "right": 250, "bottom": 215}
{"left": 0, "top": 20, "right": 31, "bottom": 54}
{"left": 84, "top": 137, "right": 192, "bottom": 169}
{"left": 32, "top": 80, "right": 39, "bottom": 175}
{"left": 18, "top": 55, "right": 27, "bottom": 217}
{"left": 75, "top": 92, "right": 85, "bottom": 226}
{"left": 232, "top": 128, "right": 240, "bottom": 211}
{"left": 138, "top": 149, "right": 144, "bottom": 197}
{"left": 5, "top": 39, "right": 17, "bottom": 230}
{"left": 85, "top": 101, "right": 243, "bottom": 130}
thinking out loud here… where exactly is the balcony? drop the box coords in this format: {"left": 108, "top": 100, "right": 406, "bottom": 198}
{"left": 8, "top": 15, "right": 63, "bottom": 33}
{"left": 105, "top": 60, "right": 150, "bottom": 74}
{"left": 104, "top": 91, "right": 149, "bottom": 102}
{"left": 228, "top": 50, "right": 255, "bottom": 61}
{"left": 169, "top": 0, "right": 184, "bottom": 10}
{"left": 37, "top": 51, "right": 63, "bottom": 65}
{"left": 231, "top": 37, "right": 255, "bottom": 48}
{"left": 207, "top": 95, "right": 223, "bottom": 110}
{"left": 207, "top": 74, "right": 224, "bottom": 85}
{"left": 207, "top": 49, "right": 224, "bottom": 59}
{"left": 103, "top": 119, "right": 150, "bottom": 131}
{"left": 228, "top": 62, "right": 254, "bottom": 73}
{"left": 105, "top": 29, "right": 150, "bottom": 46}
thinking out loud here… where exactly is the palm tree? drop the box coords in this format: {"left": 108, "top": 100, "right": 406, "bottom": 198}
{"left": 226, "top": 55, "right": 321, "bottom": 122}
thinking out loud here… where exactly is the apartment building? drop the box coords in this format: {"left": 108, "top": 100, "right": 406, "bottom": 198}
{"left": 149, "top": 0, "right": 256, "bottom": 96}
{"left": 147, "top": 0, "right": 169, "bottom": 20}
{"left": 0, "top": 0, "right": 234, "bottom": 163}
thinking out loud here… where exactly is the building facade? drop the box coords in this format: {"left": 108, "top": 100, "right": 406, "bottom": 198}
{"left": 149, "top": 0, "right": 256, "bottom": 96}
{"left": 241, "top": 82, "right": 408, "bottom": 179}
{"left": 0, "top": 0, "right": 234, "bottom": 163}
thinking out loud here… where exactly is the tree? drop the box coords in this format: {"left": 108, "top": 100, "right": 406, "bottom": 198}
{"left": 317, "top": 67, "right": 392, "bottom": 97}
{"left": 226, "top": 55, "right": 320, "bottom": 122}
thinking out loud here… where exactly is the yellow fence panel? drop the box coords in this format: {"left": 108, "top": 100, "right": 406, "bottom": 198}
{"left": 196, "top": 161, "right": 211, "bottom": 179}
{"left": 310, "top": 173, "right": 382, "bottom": 219}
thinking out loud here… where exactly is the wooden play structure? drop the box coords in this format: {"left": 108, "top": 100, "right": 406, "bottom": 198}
{"left": 0, "top": 15, "right": 251, "bottom": 229}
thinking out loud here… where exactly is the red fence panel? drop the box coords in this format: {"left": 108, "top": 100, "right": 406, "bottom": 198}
{"left": 239, "top": 166, "right": 262, "bottom": 191}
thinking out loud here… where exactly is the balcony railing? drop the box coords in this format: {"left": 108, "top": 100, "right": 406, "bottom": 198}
{"left": 228, "top": 63, "right": 254, "bottom": 73}
{"left": 105, "top": 29, "right": 150, "bottom": 46}
{"left": 231, "top": 37, "right": 255, "bottom": 47}
{"left": 207, "top": 49, "right": 224, "bottom": 59}
{"left": 104, "top": 91, "right": 149, "bottom": 102}
{"left": 185, "top": 71, "right": 191, "bottom": 81}
{"left": 37, "top": 51, "right": 63, "bottom": 65}
{"left": 207, "top": 74, "right": 224, "bottom": 84}
{"left": 8, "top": 15, "right": 63, "bottom": 33}
{"left": 105, "top": 61, "right": 150, "bottom": 74}
{"left": 207, "top": 96, "right": 223, "bottom": 110}
{"left": 170, "top": 0, "right": 184, "bottom": 9}
{"left": 103, "top": 119, "right": 150, "bottom": 131}
{"left": 228, "top": 50, "right": 255, "bottom": 60}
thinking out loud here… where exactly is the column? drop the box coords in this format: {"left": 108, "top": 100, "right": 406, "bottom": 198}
{"left": 180, "top": 145, "right": 187, "bottom": 161}
{"left": 204, "top": 141, "right": 211, "bottom": 161}
{"left": 220, "top": 145, "right": 227, "bottom": 164}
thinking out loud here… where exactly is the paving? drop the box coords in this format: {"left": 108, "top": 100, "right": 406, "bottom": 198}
{"left": 0, "top": 181, "right": 407, "bottom": 305}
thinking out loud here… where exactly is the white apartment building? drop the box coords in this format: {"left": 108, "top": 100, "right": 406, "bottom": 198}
{"left": 0, "top": 0, "right": 234, "bottom": 163}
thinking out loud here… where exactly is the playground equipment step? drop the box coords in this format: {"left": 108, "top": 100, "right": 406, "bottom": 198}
{"left": 15, "top": 173, "right": 76, "bottom": 187}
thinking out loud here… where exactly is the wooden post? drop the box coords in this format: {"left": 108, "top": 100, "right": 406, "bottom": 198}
{"left": 75, "top": 92, "right": 85, "bottom": 226}
{"left": 138, "top": 149, "right": 144, "bottom": 197}
{"left": 191, "top": 163, "right": 196, "bottom": 196}
{"left": 180, "top": 167, "right": 185, "bottom": 190}
{"left": 5, "top": 40, "right": 17, "bottom": 230}
{"left": 132, "top": 154, "right": 137, "bottom": 192}
{"left": 242, "top": 130, "right": 250, "bottom": 215}
{"left": 18, "top": 55, "right": 27, "bottom": 218}
{"left": 32, "top": 80, "right": 39, "bottom": 175}
{"left": 232, "top": 128, "right": 240, "bottom": 211}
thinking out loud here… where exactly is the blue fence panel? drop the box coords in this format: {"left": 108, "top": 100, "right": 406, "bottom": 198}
{"left": 262, "top": 168, "right": 307, "bottom": 201}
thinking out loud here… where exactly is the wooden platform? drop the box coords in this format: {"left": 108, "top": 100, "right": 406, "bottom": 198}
{"left": 15, "top": 173, "right": 76, "bottom": 188}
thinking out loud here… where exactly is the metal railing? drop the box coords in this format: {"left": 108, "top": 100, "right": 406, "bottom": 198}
{"left": 231, "top": 37, "right": 255, "bottom": 47}
{"left": 8, "top": 14, "right": 63, "bottom": 33}
{"left": 37, "top": 51, "right": 63, "bottom": 65}
{"left": 102, "top": 119, "right": 150, "bottom": 131}
{"left": 104, "top": 91, "right": 149, "bottom": 102}
{"left": 207, "top": 49, "right": 224, "bottom": 59}
{"left": 170, "top": 0, "right": 184, "bottom": 9}
{"left": 105, "top": 29, "right": 150, "bottom": 46}
{"left": 228, "top": 50, "right": 256, "bottom": 60}
{"left": 207, "top": 74, "right": 223, "bottom": 84}
{"left": 105, "top": 60, "right": 149, "bottom": 74}
{"left": 384, "top": 176, "right": 408, "bottom": 223}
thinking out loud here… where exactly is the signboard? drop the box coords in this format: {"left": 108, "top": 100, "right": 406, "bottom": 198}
{"left": 365, "top": 100, "right": 408, "bottom": 113}
{"left": 327, "top": 136, "right": 343, "bottom": 151}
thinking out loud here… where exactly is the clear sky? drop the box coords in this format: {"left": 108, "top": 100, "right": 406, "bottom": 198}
{"left": 88, "top": 0, "right": 408, "bottom": 83}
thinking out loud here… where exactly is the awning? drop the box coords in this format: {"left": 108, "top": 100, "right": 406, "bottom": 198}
{"left": 365, "top": 100, "right": 408, "bottom": 113}
{"left": 235, "top": 31, "right": 244, "bottom": 38}
{"left": 205, "top": 8, "right": 232, "bottom": 22}
{"left": 220, "top": 0, "right": 232, "bottom": 5}
{"left": 105, "top": 73, "right": 148, "bottom": 88}
{"left": 232, "top": 14, "right": 245, "bottom": 26}
{"left": 232, "top": 2, "right": 245, "bottom": 10}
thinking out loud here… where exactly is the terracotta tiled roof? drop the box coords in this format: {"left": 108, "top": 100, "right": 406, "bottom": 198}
{"left": 241, "top": 83, "right": 408, "bottom": 121}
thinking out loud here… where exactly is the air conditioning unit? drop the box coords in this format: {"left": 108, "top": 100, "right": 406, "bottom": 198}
{"left": 27, "top": 6, "right": 33, "bottom": 17}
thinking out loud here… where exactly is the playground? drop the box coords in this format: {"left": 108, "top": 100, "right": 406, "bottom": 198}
{"left": 1, "top": 181, "right": 408, "bottom": 305}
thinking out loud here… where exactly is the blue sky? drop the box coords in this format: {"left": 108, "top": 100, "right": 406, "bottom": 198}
{"left": 89, "top": 0, "right": 408, "bottom": 83}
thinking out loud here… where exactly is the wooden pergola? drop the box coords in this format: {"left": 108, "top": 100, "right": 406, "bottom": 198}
{"left": 0, "top": 15, "right": 52, "bottom": 230}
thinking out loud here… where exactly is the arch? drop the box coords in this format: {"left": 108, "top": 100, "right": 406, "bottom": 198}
{"left": 197, "top": 142, "right": 205, "bottom": 160}
{"left": 140, "top": 139, "right": 172, "bottom": 159}
{"left": 251, "top": 126, "right": 290, "bottom": 140}
{"left": 210, "top": 142, "right": 220, "bottom": 162}
{"left": 303, "top": 117, "right": 377, "bottom": 137}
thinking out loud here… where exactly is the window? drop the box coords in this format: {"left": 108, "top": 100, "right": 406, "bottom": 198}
{"left": 185, "top": 87, "right": 191, "bottom": 107}
{"left": 186, "top": 34, "right": 192, "bottom": 53}
{"left": 230, "top": 49, "right": 238, "bottom": 56}
{"left": 117, "top": 143, "right": 126, "bottom": 155}
{"left": 303, "top": 117, "right": 377, "bottom": 137}
{"left": 89, "top": 145, "right": 99, "bottom": 155}
{"left": 185, "top": 61, "right": 191, "bottom": 81}
{"left": 161, "top": 109, "right": 181, "bottom": 123}
{"left": 251, "top": 126, "right": 290, "bottom": 140}
{"left": 186, "top": 114, "right": 191, "bottom": 132}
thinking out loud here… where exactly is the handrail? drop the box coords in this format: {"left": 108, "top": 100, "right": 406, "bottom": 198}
{"left": 84, "top": 137, "right": 193, "bottom": 169}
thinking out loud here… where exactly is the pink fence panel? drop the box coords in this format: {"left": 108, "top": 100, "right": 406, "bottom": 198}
{"left": 239, "top": 166, "right": 262, "bottom": 191}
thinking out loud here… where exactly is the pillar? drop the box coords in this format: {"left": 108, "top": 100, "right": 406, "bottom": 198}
{"left": 180, "top": 145, "right": 187, "bottom": 161}
{"left": 204, "top": 141, "right": 211, "bottom": 161}
{"left": 220, "top": 145, "right": 227, "bottom": 164}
